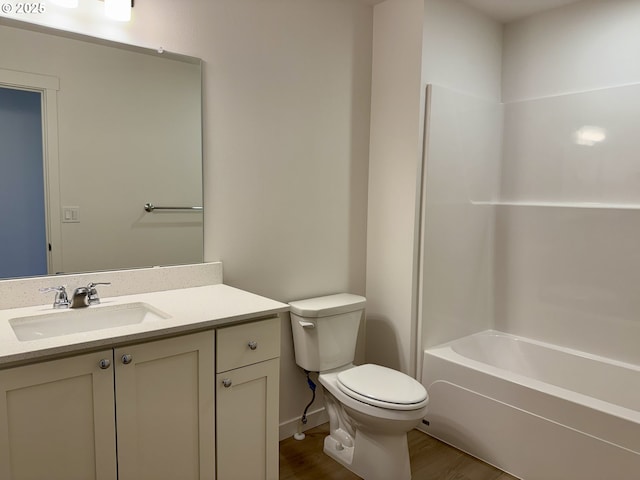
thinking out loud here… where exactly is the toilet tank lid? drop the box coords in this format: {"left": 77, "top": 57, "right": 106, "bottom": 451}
{"left": 289, "top": 293, "right": 366, "bottom": 318}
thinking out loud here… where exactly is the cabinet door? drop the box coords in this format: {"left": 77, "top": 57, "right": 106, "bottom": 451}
{"left": 115, "top": 331, "right": 215, "bottom": 480}
{"left": 0, "top": 350, "right": 117, "bottom": 480}
{"left": 216, "top": 357, "right": 280, "bottom": 480}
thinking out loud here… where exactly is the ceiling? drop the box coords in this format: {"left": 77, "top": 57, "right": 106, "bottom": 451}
{"left": 461, "top": 0, "right": 585, "bottom": 22}
{"left": 357, "top": 0, "right": 586, "bottom": 23}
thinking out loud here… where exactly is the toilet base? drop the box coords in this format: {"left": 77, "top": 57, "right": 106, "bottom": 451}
{"left": 323, "top": 429, "right": 411, "bottom": 480}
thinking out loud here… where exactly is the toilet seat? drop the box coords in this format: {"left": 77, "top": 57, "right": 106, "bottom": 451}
{"left": 336, "top": 364, "right": 428, "bottom": 411}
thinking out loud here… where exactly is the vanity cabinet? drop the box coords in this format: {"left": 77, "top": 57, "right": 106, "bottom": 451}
{"left": 114, "top": 331, "right": 215, "bottom": 480}
{"left": 0, "top": 349, "right": 118, "bottom": 480}
{"left": 215, "top": 317, "right": 281, "bottom": 480}
{"left": 0, "top": 330, "right": 215, "bottom": 480}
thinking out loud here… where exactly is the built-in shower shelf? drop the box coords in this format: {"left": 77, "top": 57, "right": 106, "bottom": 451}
{"left": 471, "top": 201, "right": 640, "bottom": 210}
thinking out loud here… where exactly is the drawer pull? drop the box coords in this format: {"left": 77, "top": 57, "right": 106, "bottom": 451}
{"left": 248, "top": 341, "right": 258, "bottom": 351}
{"left": 222, "top": 378, "right": 232, "bottom": 388}
{"left": 121, "top": 354, "right": 133, "bottom": 365}
{"left": 98, "top": 358, "right": 111, "bottom": 370}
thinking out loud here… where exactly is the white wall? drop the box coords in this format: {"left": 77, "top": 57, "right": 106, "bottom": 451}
{"left": 418, "top": 0, "right": 640, "bottom": 365}
{"left": 418, "top": 0, "right": 502, "bottom": 362}
{"left": 419, "top": 86, "right": 502, "bottom": 357}
{"left": 0, "top": 0, "right": 373, "bottom": 436}
{"left": 496, "top": 0, "right": 640, "bottom": 363}
{"left": 365, "top": 0, "right": 424, "bottom": 374}
{"left": 422, "top": 0, "right": 502, "bottom": 101}
{"left": 366, "top": 0, "right": 502, "bottom": 377}
{"left": 502, "top": 0, "right": 640, "bottom": 102}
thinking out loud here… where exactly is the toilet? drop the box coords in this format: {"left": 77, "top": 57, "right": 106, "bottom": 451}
{"left": 289, "top": 293, "right": 428, "bottom": 480}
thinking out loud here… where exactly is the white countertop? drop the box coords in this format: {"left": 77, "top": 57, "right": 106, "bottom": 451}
{"left": 0, "top": 284, "right": 289, "bottom": 368}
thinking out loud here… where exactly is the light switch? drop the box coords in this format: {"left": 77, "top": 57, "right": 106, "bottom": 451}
{"left": 62, "top": 206, "right": 80, "bottom": 223}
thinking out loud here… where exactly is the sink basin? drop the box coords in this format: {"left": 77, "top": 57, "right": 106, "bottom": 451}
{"left": 10, "top": 302, "right": 171, "bottom": 341}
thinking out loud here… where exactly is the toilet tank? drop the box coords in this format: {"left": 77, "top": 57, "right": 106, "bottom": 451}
{"left": 289, "top": 293, "right": 366, "bottom": 372}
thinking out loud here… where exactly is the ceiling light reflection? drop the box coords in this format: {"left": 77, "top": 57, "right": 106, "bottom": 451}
{"left": 574, "top": 125, "right": 606, "bottom": 146}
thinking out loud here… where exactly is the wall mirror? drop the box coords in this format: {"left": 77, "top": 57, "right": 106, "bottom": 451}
{"left": 0, "top": 18, "right": 203, "bottom": 280}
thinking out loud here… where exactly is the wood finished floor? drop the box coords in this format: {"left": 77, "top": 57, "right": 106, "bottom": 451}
{"left": 279, "top": 424, "right": 518, "bottom": 480}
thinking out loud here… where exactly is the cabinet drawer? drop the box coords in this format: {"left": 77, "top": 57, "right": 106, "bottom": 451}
{"left": 216, "top": 316, "right": 281, "bottom": 373}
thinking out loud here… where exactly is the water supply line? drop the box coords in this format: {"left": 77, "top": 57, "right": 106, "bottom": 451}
{"left": 294, "top": 370, "right": 317, "bottom": 440}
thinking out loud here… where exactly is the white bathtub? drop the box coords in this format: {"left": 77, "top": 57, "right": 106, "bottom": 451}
{"left": 421, "top": 330, "right": 640, "bottom": 480}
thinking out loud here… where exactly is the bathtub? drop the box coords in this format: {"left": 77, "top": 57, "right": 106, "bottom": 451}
{"left": 421, "top": 330, "right": 640, "bottom": 480}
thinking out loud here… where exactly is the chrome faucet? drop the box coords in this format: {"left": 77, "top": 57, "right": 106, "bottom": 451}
{"left": 87, "top": 282, "right": 111, "bottom": 305}
{"left": 71, "top": 282, "right": 111, "bottom": 308}
{"left": 39, "top": 285, "right": 70, "bottom": 309}
{"left": 70, "top": 286, "right": 90, "bottom": 308}
{"left": 41, "top": 282, "right": 111, "bottom": 309}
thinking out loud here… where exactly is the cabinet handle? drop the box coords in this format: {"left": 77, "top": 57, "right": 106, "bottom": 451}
{"left": 248, "top": 341, "right": 258, "bottom": 350}
{"left": 121, "top": 354, "right": 133, "bottom": 365}
{"left": 222, "top": 378, "right": 232, "bottom": 388}
{"left": 98, "top": 358, "right": 111, "bottom": 369}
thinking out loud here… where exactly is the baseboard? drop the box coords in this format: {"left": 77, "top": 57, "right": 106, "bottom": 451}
{"left": 279, "top": 407, "right": 328, "bottom": 441}
{"left": 416, "top": 420, "right": 429, "bottom": 435}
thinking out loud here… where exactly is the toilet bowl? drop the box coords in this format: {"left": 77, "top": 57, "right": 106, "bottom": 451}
{"left": 319, "top": 364, "right": 428, "bottom": 480}
{"left": 289, "top": 294, "right": 428, "bottom": 480}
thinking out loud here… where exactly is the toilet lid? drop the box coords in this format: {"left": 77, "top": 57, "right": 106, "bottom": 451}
{"left": 337, "top": 364, "right": 428, "bottom": 410}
